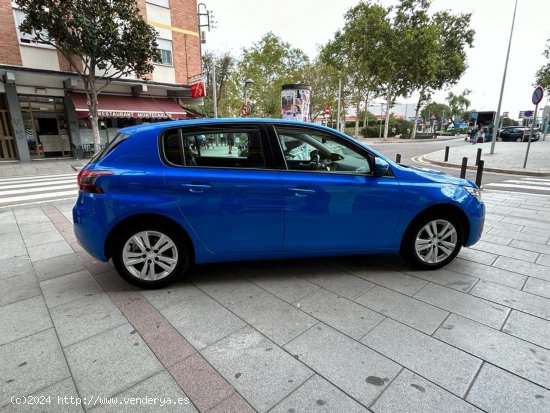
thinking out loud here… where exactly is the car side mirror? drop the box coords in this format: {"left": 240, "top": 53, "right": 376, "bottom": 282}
{"left": 373, "top": 157, "right": 390, "bottom": 176}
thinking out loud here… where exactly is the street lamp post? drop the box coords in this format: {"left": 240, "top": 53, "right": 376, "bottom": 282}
{"left": 490, "top": 0, "right": 518, "bottom": 155}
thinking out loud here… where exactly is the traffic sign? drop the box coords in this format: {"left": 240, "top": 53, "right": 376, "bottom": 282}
{"left": 470, "top": 112, "right": 478, "bottom": 120}
{"left": 324, "top": 106, "right": 331, "bottom": 117}
{"left": 532, "top": 86, "right": 544, "bottom": 105}
{"left": 502, "top": 112, "right": 509, "bottom": 118}
{"left": 241, "top": 104, "right": 251, "bottom": 117}
{"left": 524, "top": 110, "right": 533, "bottom": 118}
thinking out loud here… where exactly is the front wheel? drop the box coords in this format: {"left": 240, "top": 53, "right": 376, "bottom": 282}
{"left": 401, "top": 215, "right": 463, "bottom": 270}
{"left": 112, "top": 224, "right": 189, "bottom": 288}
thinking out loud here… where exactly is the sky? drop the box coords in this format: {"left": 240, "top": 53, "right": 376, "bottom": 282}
{"left": 202, "top": 0, "right": 550, "bottom": 121}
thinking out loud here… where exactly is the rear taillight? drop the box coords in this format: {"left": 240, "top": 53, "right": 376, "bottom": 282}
{"left": 77, "top": 170, "right": 113, "bottom": 194}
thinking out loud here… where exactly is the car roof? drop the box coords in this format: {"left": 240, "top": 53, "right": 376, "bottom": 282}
{"left": 118, "top": 118, "right": 337, "bottom": 135}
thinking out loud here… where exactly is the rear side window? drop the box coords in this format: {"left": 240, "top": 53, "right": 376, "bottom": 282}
{"left": 161, "top": 127, "right": 266, "bottom": 169}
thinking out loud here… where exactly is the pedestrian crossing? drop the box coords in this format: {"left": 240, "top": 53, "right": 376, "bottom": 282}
{"left": 482, "top": 177, "right": 550, "bottom": 195}
{"left": 0, "top": 173, "right": 78, "bottom": 208}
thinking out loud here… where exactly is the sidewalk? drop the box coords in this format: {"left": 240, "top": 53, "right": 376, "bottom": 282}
{"left": 0, "top": 159, "right": 86, "bottom": 178}
{"left": 422, "top": 138, "right": 550, "bottom": 176}
{"left": 2, "top": 193, "right": 550, "bottom": 412}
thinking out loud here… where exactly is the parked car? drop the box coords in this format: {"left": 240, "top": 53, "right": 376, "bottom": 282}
{"left": 73, "top": 119, "right": 485, "bottom": 287}
{"left": 497, "top": 127, "right": 540, "bottom": 142}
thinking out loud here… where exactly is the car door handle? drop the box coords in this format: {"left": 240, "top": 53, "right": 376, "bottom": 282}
{"left": 182, "top": 184, "right": 212, "bottom": 193}
{"left": 288, "top": 187, "right": 316, "bottom": 196}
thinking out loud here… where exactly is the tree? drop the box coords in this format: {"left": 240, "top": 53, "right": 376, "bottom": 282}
{"left": 302, "top": 60, "right": 340, "bottom": 123}
{"left": 396, "top": 0, "right": 474, "bottom": 139}
{"left": 18, "top": 0, "right": 159, "bottom": 153}
{"left": 201, "top": 51, "right": 237, "bottom": 117}
{"left": 536, "top": 37, "right": 550, "bottom": 90}
{"left": 236, "top": 33, "right": 309, "bottom": 117}
{"left": 446, "top": 89, "right": 472, "bottom": 121}
{"left": 421, "top": 102, "right": 451, "bottom": 123}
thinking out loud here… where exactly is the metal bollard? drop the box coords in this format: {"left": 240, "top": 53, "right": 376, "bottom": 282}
{"left": 475, "top": 148, "right": 482, "bottom": 166}
{"left": 475, "top": 160, "right": 484, "bottom": 187}
{"left": 444, "top": 146, "right": 449, "bottom": 162}
{"left": 460, "top": 157, "right": 468, "bottom": 179}
{"left": 396, "top": 153, "right": 401, "bottom": 163}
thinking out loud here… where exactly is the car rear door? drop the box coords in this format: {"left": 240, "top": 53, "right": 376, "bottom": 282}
{"left": 162, "top": 123, "right": 284, "bottom": 255}
{"left": 269, "top": 124, "right": 402, "bottom": 252}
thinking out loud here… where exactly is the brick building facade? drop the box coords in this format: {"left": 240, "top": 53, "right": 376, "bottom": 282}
{"left": 0, "top": 0, "right": 202, "bottom": 161}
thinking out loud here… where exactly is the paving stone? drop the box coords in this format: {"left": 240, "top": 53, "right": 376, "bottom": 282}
{"left": 482, "top": 218, "right": 523, "bottom": 232}
{"left": 0, "top": 257, "right": 34, "bottom": 281}
{"left": 355, "top": 286, "right": 448, "bottom": 334}
{"left": 65, "top": 323, "right": 163, "bottom": 399}
{"left": 40, "top": 270, "right": 103, "bottom": 308}
{"left": 470, "top": 281, "right": 550, "bottom": 321}
{"left": 202, "top": 326, "right": 313, "bottom": 412}
{"left": 491, "top": 256, "right": 550, "bottom": 282}
{"left": 208, "top": 393, "right": 255, "bottom": 413}
{"left": 404, "top": 268, "right": 478, "bottom": 293}
{"left": 296, "top": 288, "right": 385, "bottom": 339}
{"left": 371, "top": 369, "right": 482, "bottom": 413}
{"left": 413, "top": 283, "right": 509, "bottom": 329}
{"left": 537, "top": 254, "right": 550, "bottom": 267}
{"left": 349, "top": 269, "right": 427, "bottom": 296}
{"left": 95, "top": 270, "right": 135, "bottom": 293}
{"left": 479, "top": 232, "right": 513, "bottom": 246}
{"left": 466, "top": 363, "right": 550, "bottom": 413}
{"left": 489, "top": 227, "right": 549, "bottom": 244}
{"left": 22, "top": 230, "right": 65, "bottom": 247}
{"left": 0, "top": 273, "right": 40, "bottom": 307}
{"left": 502, "top": 216, "right": 550, "bottom": 230}
{"left": 0, "top": 296, "right": 52, "bottom": 346}
{"left": 447, "top": 258, "right": 526, "bottom": 289}
{"left": 192, "top": 274, "right": 263, "bottom": 307}
{"left": 50, "top": 292, "right": 127, "bottom": 347}
{"left": 284, "top": 323, "right": 401, "bottom": 407}
{"left": 28, "top": 240, "right": 74, "bottom": 262}
{"left": 84, "top": 259, "right": 114, "bottom": 275}
{"left": 33, "top": 253, "right": 87, "bottom": 282}
{"left": 18, "top": 221, "right": 57, "bottom": 236}
{"left": 363, "top": 318, "right": 482, "bottom": 397}
{"left": 471, "top": 241, "right": 539, "bottom": 262}
{"left": 160, "top": 292, "right": 246, "bottom": 349}
{"left": 91, "top": 371, "right": 198, "bottom": 412}
{"left": 0, "top": 239, "right": 27, "bottom": 261}
{"left": 247, "top": 273, "right": 320, "bottom": 303}
{"left": 301, "top": 270, "right": 375, "bottom": 300}
{"left": 141, "top": 281, "right": 206, "bottom": 311}
{"left": 457, "top": 247, "right": 498, "bottom": 266}
{"left": 523, "top": 277, "right": 550, "bottom": 299}
{"left": 434, "top": 314, "right": 550, "bottom": 389}
{"left": 271, "top": 374, "right": 369, "bottom": 413}
{"left": 229, "top": 291, "right": 317, "bottom": 346}
{"left": 14, "top": 209, "right": 50, "bottom": 224}
{"left": 0, "top": 329, "right": 70, "bottom": 408}
{"left": 522, "top": 225, "right": 550, "bottom": 237}
{"left": 502, "top": 310, "right": 550, "bottom": 350}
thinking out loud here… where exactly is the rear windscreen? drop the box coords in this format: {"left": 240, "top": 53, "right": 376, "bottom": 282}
{"left": 88, "top": 133, "right": 129, "bottom": 164}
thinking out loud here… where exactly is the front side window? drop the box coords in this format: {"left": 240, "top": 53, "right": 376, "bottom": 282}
{"left": 162, "top": 127, "right": 266, "bottom": 169}
{"left": 154, "top": 38, "right": 173, "bottom": 66}
{"left": 274, "top": 126, "right": 371, "bottom": 174}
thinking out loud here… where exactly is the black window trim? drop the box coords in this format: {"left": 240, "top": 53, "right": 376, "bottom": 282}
{"left": 158, "top": 123, "right": 278, "bottom": 171}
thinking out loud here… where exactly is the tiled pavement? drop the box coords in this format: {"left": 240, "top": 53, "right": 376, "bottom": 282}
{"left": 1, "top": 191, "right": 550, "bottom": 412}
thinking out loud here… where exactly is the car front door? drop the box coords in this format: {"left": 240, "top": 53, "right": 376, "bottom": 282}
{"left": 162, "top": 124, "right": 284, "bottom": 255}
{"left": 270, "top": 125, "right": 402, "bottom": 252}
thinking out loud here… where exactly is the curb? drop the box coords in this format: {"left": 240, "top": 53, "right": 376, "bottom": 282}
{"left": 419, "top": 156, "right": 550, "bottom": 177}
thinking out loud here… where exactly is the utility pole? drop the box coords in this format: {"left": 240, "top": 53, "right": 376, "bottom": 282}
{"left": 336, "top": 78, "right": 342, "bottom": 131}
{"left": 212, "top": 63, "right": 217, "bottom": 118}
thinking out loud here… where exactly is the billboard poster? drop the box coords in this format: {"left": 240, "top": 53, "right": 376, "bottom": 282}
{"left": 281, "top": 84, "right": 311, "bottom": 122}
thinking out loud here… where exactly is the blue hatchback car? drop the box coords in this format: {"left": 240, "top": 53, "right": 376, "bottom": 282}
{"left": 73, "top": 119, "right": 485, "bottom": 288}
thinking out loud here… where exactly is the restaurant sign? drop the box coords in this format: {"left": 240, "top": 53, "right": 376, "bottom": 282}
{"left": 97, "top": 111, "right": 171, "bottom": 119}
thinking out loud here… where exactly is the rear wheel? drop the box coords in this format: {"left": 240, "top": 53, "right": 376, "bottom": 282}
{"left": 401, "top": 215, "right": 463, "bottom": 269}
{"left": 112, "top": 224, "right": 189, "bottom": 288}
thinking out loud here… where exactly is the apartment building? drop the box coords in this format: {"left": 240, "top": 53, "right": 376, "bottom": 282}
{"left": 0, "top": 0, "right": 202, "bottom": 161}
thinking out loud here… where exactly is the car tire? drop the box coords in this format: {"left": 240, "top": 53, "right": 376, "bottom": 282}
{"left": 401, "top": 213, "right": 463, "bottom": 270}
{"left": 112, "top": 223, "right": 189, "bottom": 288}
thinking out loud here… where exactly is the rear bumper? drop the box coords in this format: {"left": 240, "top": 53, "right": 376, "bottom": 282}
{"left": 73, "top": 194, "right": 109, "bottom": 262}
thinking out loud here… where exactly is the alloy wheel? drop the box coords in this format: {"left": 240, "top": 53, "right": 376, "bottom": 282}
{"left": 414, "top": 219, "right": 458, "bottom": 264}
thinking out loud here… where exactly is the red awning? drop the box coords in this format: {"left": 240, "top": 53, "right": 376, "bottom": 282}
{"left": 69, "top": 92, "right": 187, "bottom": 119}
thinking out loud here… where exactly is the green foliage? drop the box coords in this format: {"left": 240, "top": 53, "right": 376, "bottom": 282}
{"left": 447, "top": 89, "right": 472, "bottom": 120}
{"left": 201, "top": 51, "right": 238, "bottom": 117}
{"left": 360, "top": 117, "right": 412, "bottom": 138}
{"left": 421, "top": 102, "right": 451, "bottom": 122}
{"left": 536, "top": 37, "right": 550, "bottom": 90}
{"left": 236, "top": 33, "right": 309, "bottom": 117}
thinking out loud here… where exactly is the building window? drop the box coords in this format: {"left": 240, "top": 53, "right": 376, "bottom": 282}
{"left": 13, "top": 8, "right": 51, "bottom": 46}
{"left": 155, "top": 38, "right": 173, "bottom": 66}
{"left": 146, "top": 0, "right": 169, "bottom": 7}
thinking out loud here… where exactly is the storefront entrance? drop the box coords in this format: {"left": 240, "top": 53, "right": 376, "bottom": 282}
{"left": 19, "top": 95, "right": 72, "bottom": 159}
{"left": 0, "top": 95, "right": 17, "bottom": 160}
